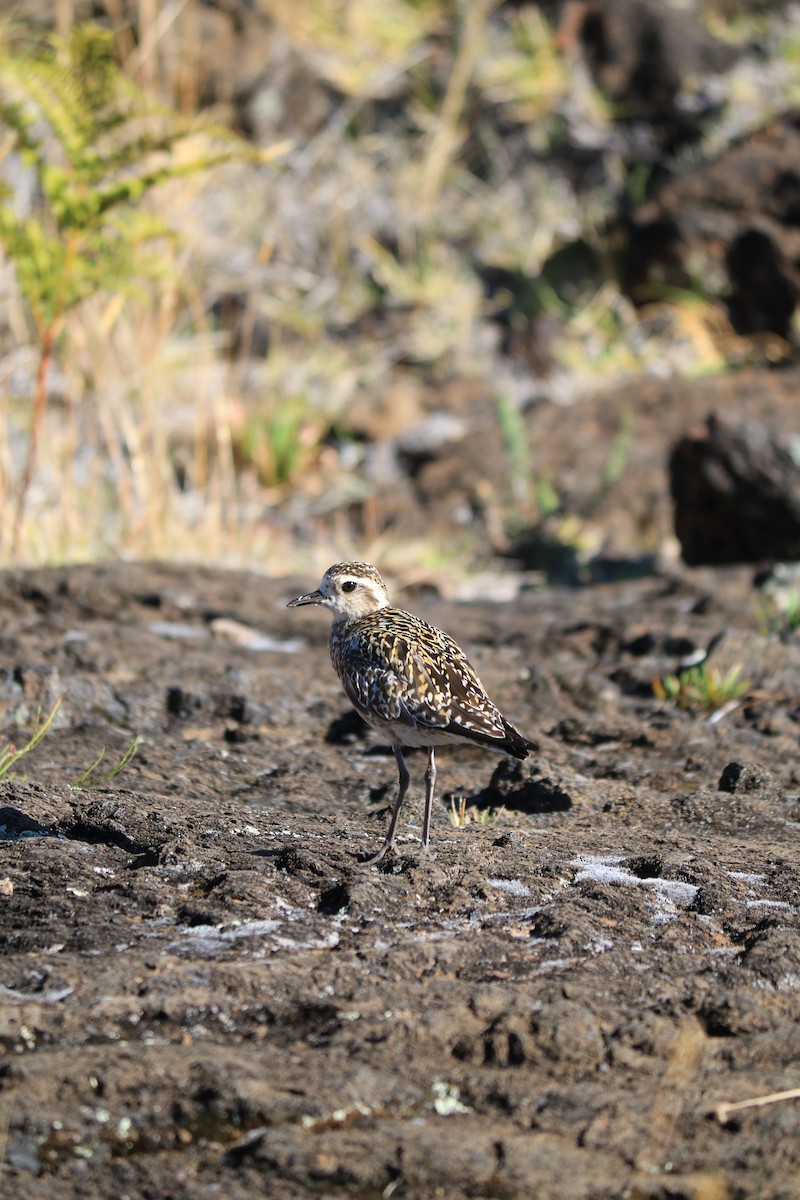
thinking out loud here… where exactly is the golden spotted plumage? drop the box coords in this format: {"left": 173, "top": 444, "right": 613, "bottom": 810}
{"left": 329, "top": 607, "right": 529, "bottom": 753}
{"left": 288, "top": 561, "right": 535, "bottom": 859}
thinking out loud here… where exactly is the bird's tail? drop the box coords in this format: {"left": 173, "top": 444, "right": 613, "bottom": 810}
{"left": 502, "top": 718, "right": 537, "bottom": 760}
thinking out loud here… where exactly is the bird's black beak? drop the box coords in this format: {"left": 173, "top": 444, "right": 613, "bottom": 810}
{"left": 287, "top": 589, "right": 324, "bottom": 608}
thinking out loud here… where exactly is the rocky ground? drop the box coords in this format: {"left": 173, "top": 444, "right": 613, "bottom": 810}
{"left": 3, "top": 6, "right": 800, "bottom": 1195}
{"left": 3, "top": 3, "right": 800, "bottom": 1191}
{"left": 1, "top": 545, "right": 799, "bottom": 1200}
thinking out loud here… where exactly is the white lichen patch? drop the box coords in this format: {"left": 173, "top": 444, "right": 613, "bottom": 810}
{"left": 431, "top": 1080, "right": 472, "bottom": 1115}
{"left": 487, "top": 878, "right": 531, "bottom": 897}
{"left": 570, "top": 854, "right": 698, "bottom": 918}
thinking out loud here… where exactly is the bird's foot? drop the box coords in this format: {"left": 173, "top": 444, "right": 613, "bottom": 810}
{"left": 365, "top": 840, "right": 396, "bottom": 865}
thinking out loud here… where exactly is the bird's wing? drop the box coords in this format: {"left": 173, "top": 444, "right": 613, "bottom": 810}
{"left": 403, "top": 634, "right": 509, "bottom": 742}
{"left": 343, "top": 615, "right": 508, "bottom": 742}
{"left": 340, "top": 661, "right": 406, "bottom": 725}
{"left": 336, "top": 609, "right": 522, "bottom": 749}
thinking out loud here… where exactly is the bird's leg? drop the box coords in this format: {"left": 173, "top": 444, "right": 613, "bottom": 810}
{"left": 367, "top": 746, "right": 410, "bottom": 862}
{"left": 421, "top": 747, "right": 436, "bottom": 852}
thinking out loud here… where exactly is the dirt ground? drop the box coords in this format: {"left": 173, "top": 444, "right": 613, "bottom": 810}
{"left": 1, "top": 546, "right": 799, "bottom": 1200}
{"left": 4, "top": 3, "right": 800, "bottom": 1193}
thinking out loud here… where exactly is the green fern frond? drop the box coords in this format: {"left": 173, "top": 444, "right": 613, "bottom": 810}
{"left": 0, "top": 21, "right": 275, "bottom": 319}
{"left": 6, "top": 58, "right": 92, "bottom": 163}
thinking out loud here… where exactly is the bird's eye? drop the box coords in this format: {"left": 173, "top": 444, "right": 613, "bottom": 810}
{"left": 341, "top": 580, "right": 357, "bottom": 593}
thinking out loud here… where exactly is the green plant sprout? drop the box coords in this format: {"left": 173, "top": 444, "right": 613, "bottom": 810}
{"left": 237, "top": 405, "right": 314, "bottom": 489}
{"left": 494, "top": 392, "right": 531, "bottom": 517}
{"left": 601, "top": 408, "right": 634, "bottom": 491}
{"left": 652, "top": 662, "right": 750, "bottom": 713}
{"left": 0, "top": 692, "right": 141, "bottom": 786}
{"left": 0, "top": 694, "right": 63, "bottom": 779}
{"left": 449, "top": 794, "right": 504, "bottom": 828}
{"left": 72, "top": 735, "right": 142, "bottom": 788}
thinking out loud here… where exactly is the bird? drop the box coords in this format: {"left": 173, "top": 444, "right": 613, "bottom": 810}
{"left": 287, "top": 561, "right": 535, "bottom": 860}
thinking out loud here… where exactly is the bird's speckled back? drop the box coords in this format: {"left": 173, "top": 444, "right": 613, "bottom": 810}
{"left": 329, "top": 604, "right": 512, "bottom": 746}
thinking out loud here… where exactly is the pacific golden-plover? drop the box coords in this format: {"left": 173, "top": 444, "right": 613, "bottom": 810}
{"left": 287, "top": 561, "right": 535, "bottom": 859}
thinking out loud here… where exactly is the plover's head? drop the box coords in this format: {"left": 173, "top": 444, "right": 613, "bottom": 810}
{"left": 287, "top": 562, "right": 390, "bottom": 620}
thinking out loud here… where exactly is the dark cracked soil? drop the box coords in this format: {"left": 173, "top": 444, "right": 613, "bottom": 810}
{"left": 1, "top": 560, "right": 800, "bottom": 1200}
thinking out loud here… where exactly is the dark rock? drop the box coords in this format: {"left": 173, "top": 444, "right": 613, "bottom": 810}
{"left": 482, "top": 759, "right": 573, "bottom": 813}
{"left": 718, "top": 761, "right": 774, "bottom": 793}
{"left": 670, "top": 412, "right": 800, "bottom": 565}
{"left": 622, "top": 109, "right": 800, "bottom": 332}
{"left": 558, "top": 0, "right": 737, "bottom": 152}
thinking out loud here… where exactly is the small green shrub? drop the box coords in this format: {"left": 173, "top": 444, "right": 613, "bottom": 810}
{"left": 652, "top": 662, "right": 750, "bottom": 713}
{"left": 448, "top": 794, "right": 504, "bottom": 828}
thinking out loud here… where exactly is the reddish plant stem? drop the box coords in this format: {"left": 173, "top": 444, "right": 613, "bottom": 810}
{"left": 11, "top": 324, "right": 54, "bottom": 559}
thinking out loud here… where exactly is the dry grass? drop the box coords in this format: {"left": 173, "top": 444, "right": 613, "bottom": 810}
{"left": 0, "top": 2, "right": 798, "bottom": 571}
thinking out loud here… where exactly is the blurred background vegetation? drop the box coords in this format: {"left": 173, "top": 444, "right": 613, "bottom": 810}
{"left": 1, "top": 1, "right": 799, "bottom": 580}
